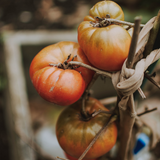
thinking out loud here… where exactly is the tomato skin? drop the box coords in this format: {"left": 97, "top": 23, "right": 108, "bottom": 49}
{"left": 64, "top": 152, "right": 98, "bottom": 160}
{"left": 56, "top": 97, "right": 117, "bottom": 159}
{"left": 30, "top": 41, "right": 94, "bottom": 106}
{"left": 84, "top": 1, "right": 124, "bottom": 22}
{"left": 78, "top": 22, "right": 131, "bottom": 71}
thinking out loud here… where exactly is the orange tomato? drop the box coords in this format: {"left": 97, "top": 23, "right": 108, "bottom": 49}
{"left": 78, "top": 22, "right": 131, "bottom": 71}
{"left": 84, "top": 1, "right": 124, "bottom": 22}
{"left": 30, "top": 41, "right": 94, "bottom": 106}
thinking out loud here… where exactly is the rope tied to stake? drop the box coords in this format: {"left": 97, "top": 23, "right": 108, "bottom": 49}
{"left": 112, "top": 48, "right": 160, "bottom": 97}
{"left": 111, "top": 16, "right": 160, "bottom": 117}
{"left": 112, "top": 49, "right": 160, "bottom": 117}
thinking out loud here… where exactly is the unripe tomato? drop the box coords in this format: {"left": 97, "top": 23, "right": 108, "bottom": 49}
{"left": 84, "top": 1, "right": 124, "bottom": 22}
{"left": 30, "top": 41, "right": 94, "bottom": 106}
{"left": 56, "top": 97, "right": 117, "bottom": 159}
{"left": 78, "top": 22, "right": 131, "bottom": 71}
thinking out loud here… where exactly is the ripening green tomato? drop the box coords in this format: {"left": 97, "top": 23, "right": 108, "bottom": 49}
{"left": 84, "top": 0, "right": 124, "bottom": 22}
{"left": 56, "top": 97, "right": 118, "bottom": 159}
{"left": 29, "top": 41, "right": 94, "bottom": 106}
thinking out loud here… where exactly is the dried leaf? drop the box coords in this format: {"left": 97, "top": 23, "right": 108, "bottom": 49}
{"left": 134, "top": 17, "right": 156, "bottom": 63}
{"left": 144, "top": 48, "right": 160, "bottom": 70}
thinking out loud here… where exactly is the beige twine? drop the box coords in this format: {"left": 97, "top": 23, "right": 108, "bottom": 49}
{"left": 111, "top": 16, "right": 159, "bottom": 117}
{"left": 111, "top": 16, "right": 160, "bottom": 151}
{"left": 112, "top": 48, "right": 160, "bottom": 116}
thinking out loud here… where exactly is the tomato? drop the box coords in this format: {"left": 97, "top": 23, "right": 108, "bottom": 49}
{"left": 84, "top": 1, "right": 124, "bottom": 22}
{"left": 64, "top": 152, "right": 98, "bottom": 160}
{"left": 29, "top": 41, "right": 94, "bottom": 106}
{"left": 78, "top": 22, "right": 131, "bottom": 71}
{"left": 56, "top": 97, "right": 117, "bottom": 159}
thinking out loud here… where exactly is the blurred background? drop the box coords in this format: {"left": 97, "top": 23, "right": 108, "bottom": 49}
{"left": 0, "top": 0, "right": 160, "bottom": 30}
{"left": 0, "top": 0, "right": 160, "bottom": 160}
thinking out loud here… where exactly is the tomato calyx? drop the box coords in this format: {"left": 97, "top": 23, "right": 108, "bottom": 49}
{"left": 90, "top": 14, "right": 112, "bottom": 28}
{"left": 80, "top": 109, "right": 113, "bottom": 122}
{"left": 90, "top": 14, "right": 125, "bottom": 28}
{"left": 49, "top": 54, "right": 80, "bottom": 70}
{"left": 79, "top": 110, "right": 94, "bottom": 121}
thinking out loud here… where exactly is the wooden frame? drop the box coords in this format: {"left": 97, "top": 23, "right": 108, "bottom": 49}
{"left": 2, "top": 30, "right": 77, "bottom": 160}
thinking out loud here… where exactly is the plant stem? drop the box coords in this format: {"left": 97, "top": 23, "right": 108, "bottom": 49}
{"left": 78, "top": 113, "right": 117, "bottom": 160}
{"left": 144, "top": 72, "right": 160, "bottom": 89}
{"left": 91, "top": 110, "right": 113, "bottom": 117}
{"left": 118, "top": 95, "right": 136, "bottom": 160}
{"left": 137, "top": 107, "right": 157, "bottom": 116}
{"left": 78, "top": 95, "right": 120, "bottom": 160}
{"left": 105, "top": 18, "right": 144, "bottom": 28}
{"left": 81, "top": 73, "right": 99, "bottom": 118}
{"left": 143, "top": 10, "right": 160, "bottom": 58}
{"left": 68, "top": 61, "right": 112, "bottom": 78}
{"left": 81, "top": 98, "right": 88, "bottom": 118}
{"left": 125, "top": 17, "right": 146, "bottom": 99}
{"left": 117, "top": 17, "right": 141, "bottom": 160}
{"left": 126, "top": 17, "right": 141, "bottom": 68}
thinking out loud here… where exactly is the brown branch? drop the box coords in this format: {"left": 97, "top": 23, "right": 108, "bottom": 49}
{"left": 137, "top": 107, "right": 157, "bottom": 116}
{"left": 126, "top": 17, "right": 141, "bottom": 68}
{"left": 81, "top": 98, "right": 88, "bottom": 118}
{"left": 117, "top": 17, "right": 141, "bottom": 160}
{"left": 81, "top": 73, "right": 99, "bottom": 118}
{"left": 143, "top": 10, "right": 160, "bottom": 58}
{"left": 94, "top": 16, "right": 144, "bottom": 28}
{"left": 78, "top": 114, "right": 117, "bottom": 160}
{"left": 144, "top": 72, "right": 160, "bottom": 89}
{"left": 117, "top": 13, "right": 160, "bottom": 159}
{"left": 68, "top": 62, "right": 112, "bottom": 118}
{"left": 68, "top": 61, "right": 112, "bottom": 78}
{"left": 118, "top": 95, "right": 136, "bottom": 160}
{"left": 104, "top": 18, "right": 145, "bottom": 28}
{"left": 82, "top": 73, "right": 99, "bottom": 98}
{"left": 125, "top": 17, "right": 146, "bottom": 99}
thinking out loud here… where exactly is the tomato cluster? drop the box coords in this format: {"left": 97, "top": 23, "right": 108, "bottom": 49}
{"left": 29, "top": 0, "right": 131, "bottom": 159}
